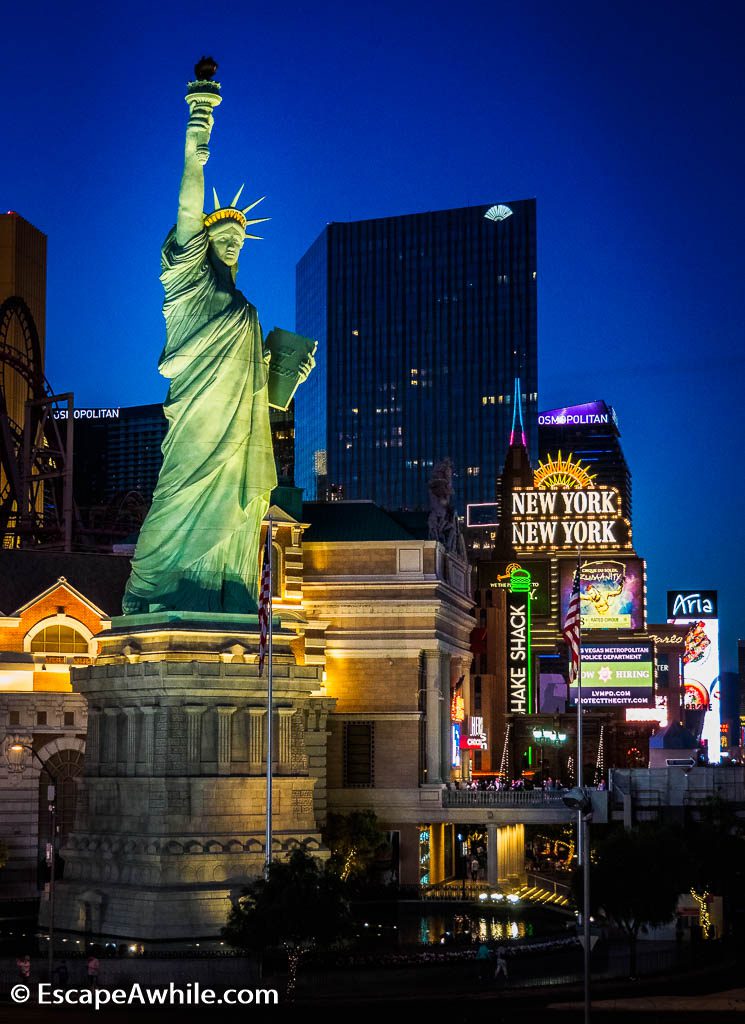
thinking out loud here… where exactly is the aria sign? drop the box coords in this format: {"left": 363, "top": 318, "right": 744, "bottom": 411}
{"left": 666, "top": 591, "right": 718, "bottom": 620}
{"left": 511, "top": 486, "right": 631, "bottom": 551}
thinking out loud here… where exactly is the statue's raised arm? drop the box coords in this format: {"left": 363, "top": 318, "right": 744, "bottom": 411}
{"left": 176, "top": 58, "right": 222, "bottom": 246}
{"left": 175, "top": 106, "right": 212, "bottom": 245}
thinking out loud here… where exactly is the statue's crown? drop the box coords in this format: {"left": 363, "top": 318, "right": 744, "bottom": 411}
{"left": 203, "top": 186, "right": 270, "bottom": 238}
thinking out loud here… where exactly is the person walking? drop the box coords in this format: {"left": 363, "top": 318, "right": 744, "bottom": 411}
{"left": 16, "top": 954, "right": 31, "bottom": 984}
{"left": 476, "top": 942, "right": 492, "bottom": 984}
{"left": 494, "top": 946, "right": 508, "bottom": 983}
{"left": 470, "top": 856, "right": 480, "bottom": 882}
{"left": 87, "top": 954, "right": 100, "bottom": 991}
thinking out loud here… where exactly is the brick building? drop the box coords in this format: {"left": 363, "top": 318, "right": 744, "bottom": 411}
{"left": 0, "top": 552, "right": 131, "bottom": 898}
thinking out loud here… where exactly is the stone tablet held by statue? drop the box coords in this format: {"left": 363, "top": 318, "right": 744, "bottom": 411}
{"left": 265, "top": 329, "right": 318, "bottom": 411}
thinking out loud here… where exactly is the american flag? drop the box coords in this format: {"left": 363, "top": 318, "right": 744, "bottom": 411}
{"left": 258, "top": 528, "right": 272, "bottom": 674}
{"left": 563, "top": 558, "right": 582, "bottom": 685}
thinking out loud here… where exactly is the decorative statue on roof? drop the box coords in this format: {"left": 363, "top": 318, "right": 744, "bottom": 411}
{"left": 427, "top": 458, "right": 467, "bottom": 559}
{"left": 123, "top": 59, "right": 315, "bottom": 615}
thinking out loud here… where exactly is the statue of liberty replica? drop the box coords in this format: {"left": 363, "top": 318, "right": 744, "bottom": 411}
{"left": 123, "top": 57, "right": 313, "bottom": 615}
{"left": 54, "top": 61, "right": 330, "bottom": 941}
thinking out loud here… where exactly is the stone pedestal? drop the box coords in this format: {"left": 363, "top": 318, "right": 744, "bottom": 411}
{"left": 54, "top": 613, "right": 334, "bottom": 939}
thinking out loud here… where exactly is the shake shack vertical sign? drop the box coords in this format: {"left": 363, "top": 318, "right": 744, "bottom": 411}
{"left": 507, "top": 571, "right": 532, "bottom": 714}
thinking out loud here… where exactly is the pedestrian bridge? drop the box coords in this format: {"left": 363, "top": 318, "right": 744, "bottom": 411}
{"left": 440, "top": 787, "right": 608, "bottom": 825}
{"left": 328, "top": 785, "right": 608, "bottom": 825}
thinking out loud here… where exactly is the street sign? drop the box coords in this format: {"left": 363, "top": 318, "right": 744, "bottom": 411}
{"left": 666, "top": 758, "right": 696, "bottom": 768}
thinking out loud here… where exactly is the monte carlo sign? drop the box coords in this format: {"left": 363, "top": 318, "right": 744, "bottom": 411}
{"left": 511, "top": 486, "right": 631, "bottom": 552}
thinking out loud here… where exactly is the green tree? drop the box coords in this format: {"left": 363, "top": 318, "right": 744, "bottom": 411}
{"left": 223, "top": 849, "right": 351, "bottom": 999}
{"left": 323, "top": 811, "right": 387, "bottom": 883}
{"left": 680, "top": 796, "right": 745, "bottom": 937}
{"left": 580, "top": 824, "right": 684, "bottom": 977}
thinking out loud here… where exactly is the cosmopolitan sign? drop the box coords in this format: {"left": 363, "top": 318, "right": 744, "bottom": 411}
{"left": 52, "top": 408, "right": 121, "bottom": 420}
{"left": 511, "top": 487, "right": 631, "bottom": 550}
{"left": 538, "top": 400, "right": 617, "bottom": 428}
{"left": 507, "top": 569, "right": 532, "bottom": 714}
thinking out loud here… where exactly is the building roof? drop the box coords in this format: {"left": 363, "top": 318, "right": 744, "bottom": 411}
{"left": 302, "top": 501, "right": 428, "bottom": 543}
{"left": 649, "top": 721, "right": 698, "bottom": 750}
{"left": 0, "top": 552, "right": 131, "bottom": 617}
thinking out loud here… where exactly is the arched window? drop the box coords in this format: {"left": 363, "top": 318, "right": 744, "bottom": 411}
{"left": 30, "top": 625, "right": 89, "bottom": 654}
{"left": 37, "top": 747, "right": 84, "bottom": 885}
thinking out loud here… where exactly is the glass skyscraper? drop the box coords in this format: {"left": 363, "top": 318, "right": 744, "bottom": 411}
{"left": 295, "top": 201, "right": 538, "bottom": 509}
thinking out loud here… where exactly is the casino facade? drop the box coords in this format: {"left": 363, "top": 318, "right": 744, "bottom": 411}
{"left": 464, "top": 395, "right": 690, "bottom": 785}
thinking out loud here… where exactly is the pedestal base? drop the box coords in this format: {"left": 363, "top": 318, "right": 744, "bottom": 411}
{"left": 54, "top": 621, "right": 333, "bottom": 939}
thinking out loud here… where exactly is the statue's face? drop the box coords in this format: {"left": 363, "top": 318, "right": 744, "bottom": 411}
{"left": 208, "top": 221, "right": 246, "bottom": 267}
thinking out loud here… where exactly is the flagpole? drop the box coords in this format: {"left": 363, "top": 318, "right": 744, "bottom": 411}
{"left": 574, "top": 545, "right": 591, "bottom": 1024}
{"left": 265, "top": 516, "right": 274, "bottom": 878}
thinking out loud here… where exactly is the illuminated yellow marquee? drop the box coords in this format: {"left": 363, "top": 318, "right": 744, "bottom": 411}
{"left": 533, "top": 451, "right": 596, "bottom": 490}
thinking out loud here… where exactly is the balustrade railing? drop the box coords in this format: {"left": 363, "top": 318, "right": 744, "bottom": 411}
{"left": 442, "top": 789, "right": 569, "bottom": 808}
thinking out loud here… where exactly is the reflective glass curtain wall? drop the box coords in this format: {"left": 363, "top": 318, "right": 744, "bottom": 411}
{"left": 295, "top": 202, "right": 537, "bottom": 508}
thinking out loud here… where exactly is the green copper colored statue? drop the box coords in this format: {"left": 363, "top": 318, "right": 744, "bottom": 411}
{"left": 123, "top": 59, "right": 314, "bottom": 615}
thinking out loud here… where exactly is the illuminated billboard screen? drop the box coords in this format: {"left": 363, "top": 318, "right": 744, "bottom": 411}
{"left": 539, "top": 672, "right": 567, "bottom": 713}
{"left": 668, "top": 591, "right": 720, "bottom": 762}
{"left": 538, "top": 401, "right": 616, "bottom": 428}
{"left": 466, "top": 502, "right": 500, "bottom": 528}
{"left": 570, "top": 643, "right": 654, "bottom": 707}
{"left": 511, "top": 485, "right": 630, "bottom": 551}
{"left": 560, "top": 557, "right": 644, "bottom": 630}
{"left": 477, "top": 559, "right": 551, "bottom": 618}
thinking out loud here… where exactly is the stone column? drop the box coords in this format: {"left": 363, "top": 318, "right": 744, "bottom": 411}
{"left": 139, "top": 707, "right": 157, "bottom": 775}
{"left": 86, "top": 708, "right": 101, "bottom": 774}
{"left": 101, "top": 708, "right": 118, "bottom": 775}
{"left": 122, "top": 708, "right": 138, "bottom": 777}
{"left": 277, "top": 708, "right": 295, "bottom": 773}
{"left": 487, "top": 824, "right": 498, "bottom": 885}
{"left": 184, "top": 706, "right": 207, "bottom": 775}
{"left": 424, "top": 650, "right": 442, "bottom": 784}
{"left": 248, "top": 708, "right": 266, "bottom": 770}
{"left": 216, "top": 706, "right": 237, "bottom": 775}
{"left": 440, "top": 652, "right": 453, "bottom": 782}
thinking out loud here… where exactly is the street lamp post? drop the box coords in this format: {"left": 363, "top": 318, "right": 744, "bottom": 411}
{"left": 7, "top": 742, "right": 57, "bottom": 981}
{"left": 564, "top": 785, "right": 592, "bottom": 1024}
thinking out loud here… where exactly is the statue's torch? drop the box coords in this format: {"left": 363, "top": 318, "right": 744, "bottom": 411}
{"left": 185, "top": 56, "right": 222, "bottom": 164}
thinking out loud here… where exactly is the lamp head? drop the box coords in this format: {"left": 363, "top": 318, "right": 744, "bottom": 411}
{"left": 562, "top": 786, "right": 592, "bottom": 813}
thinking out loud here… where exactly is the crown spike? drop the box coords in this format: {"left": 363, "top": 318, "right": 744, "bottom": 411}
{"left": 230, "top": 184, "right": 245, "bottom": 208}
{"left": 212, "top": 188, "right": 221, "bottom": 211}
{"left": 245, "top": 234, "right": 263, "bottom": 240}
{"left": 245, "top": 217, "right": 271, "bottom": 227}
{"left": 241, "top": 196, "right": 266, "bottom": 215}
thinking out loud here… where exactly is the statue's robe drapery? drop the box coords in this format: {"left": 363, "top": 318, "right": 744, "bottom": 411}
{"left": 124, "top": 228, "right": 277, "bottom": 613}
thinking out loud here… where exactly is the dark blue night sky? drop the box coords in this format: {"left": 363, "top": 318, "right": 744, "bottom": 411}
{"left": 2, "top": 0, "right": 744, "bottom": 668}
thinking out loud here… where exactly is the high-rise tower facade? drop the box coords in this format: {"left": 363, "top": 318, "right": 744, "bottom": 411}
{"left": 0, "top": 212, "right": 47, "bottom": 421}
{"left": 295, "top": 201, "right": 538, "bottom": 508}
{"left": 537, "top": 400, "right": 632, "bottom": 519}
{"left": 0, "top": 212, "right": 48, "bottom": 545}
